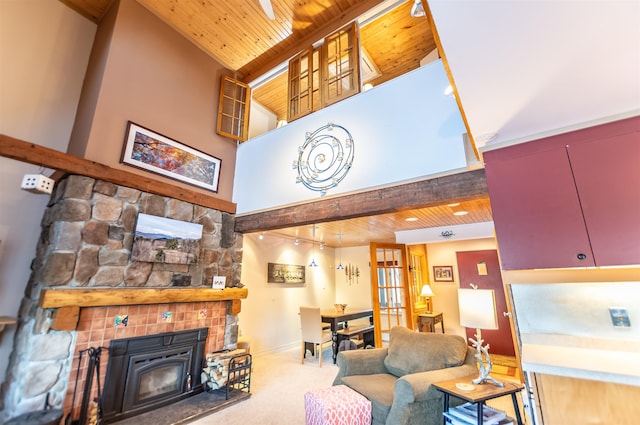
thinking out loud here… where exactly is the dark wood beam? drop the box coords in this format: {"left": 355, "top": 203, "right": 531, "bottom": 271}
{"left": 234, "top": 168, "right": 487, "bottom": 233}
{"left": 239, "top": 0, "right": 386, "bottom": 84}
{"left": 0, "top": 134, "right": 236, "bottom": 213}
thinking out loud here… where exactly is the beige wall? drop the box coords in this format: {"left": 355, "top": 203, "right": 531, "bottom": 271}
{"left": 68, "top": 0, "right": 237, "bottom": 202}
{"left": 0, "top": 0, "right": 96, "bottom": 384}
{"left": 238, "top": 233, "right": 337, "bottom": 355}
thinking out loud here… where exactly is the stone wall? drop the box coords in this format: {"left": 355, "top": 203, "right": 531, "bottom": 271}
{"left": 0, "top": 175, "right": 243, "bottom": 422}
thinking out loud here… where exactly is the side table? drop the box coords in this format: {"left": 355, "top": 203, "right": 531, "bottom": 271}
{"left": 432, "top": 375, "right": 524, "bottom": 425}
{"left": 418, "top": 312, "right": 444, "bottom": 333}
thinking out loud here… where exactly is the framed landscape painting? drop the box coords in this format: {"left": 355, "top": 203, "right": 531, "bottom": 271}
{"left": 132, "top": 213, "right": 203, "bottom": 264}
{"left": 121, "top": 121, "right": 221, "bottom": 192}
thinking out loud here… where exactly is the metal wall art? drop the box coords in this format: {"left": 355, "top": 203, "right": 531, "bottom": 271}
{"left": 293, "top": 123, "right": 355, "bottom": 196}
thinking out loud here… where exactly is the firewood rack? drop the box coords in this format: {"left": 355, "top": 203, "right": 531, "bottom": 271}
{"left": 225, "top": 353, "right": 252, "bottom": 400}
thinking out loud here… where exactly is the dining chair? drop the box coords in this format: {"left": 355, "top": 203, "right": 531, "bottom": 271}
{"left": 299, "top": 306, "right": 333, "bottom": 367}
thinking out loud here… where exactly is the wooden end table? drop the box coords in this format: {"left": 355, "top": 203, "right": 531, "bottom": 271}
{"left": 418, "top": 312, "right": 444, "bottom": 333}
{"left": 432, "top": 375, "right": 524, "bottom": 425}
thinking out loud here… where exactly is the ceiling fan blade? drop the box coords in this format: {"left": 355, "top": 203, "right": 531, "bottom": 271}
{"left": 258, "top": 0, "right": 276, "bottom": 20}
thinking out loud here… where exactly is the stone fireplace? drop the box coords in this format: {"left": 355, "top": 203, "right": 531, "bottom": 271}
{"left": 0, "top": 175, "right": 246, "bottom": 423}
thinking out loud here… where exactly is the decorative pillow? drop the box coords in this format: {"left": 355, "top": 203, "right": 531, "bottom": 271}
{"left": 383, "top": 326, "right": 468, "bottom": 377}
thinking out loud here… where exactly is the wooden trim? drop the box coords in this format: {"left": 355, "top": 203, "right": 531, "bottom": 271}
{"left": 39, "top": 288, "right": 248, "bottom": 308}
{"left": 423, "top": 2, "right": 479, "bottom": 160}
{"left": 0, "top": 134, "right": 236, "bottom": 213}
{"left": 234, "top": 169, "right": 487, "bottom": 233}
{"left": 239, "top": 0, "right": 386, "bottom": 83}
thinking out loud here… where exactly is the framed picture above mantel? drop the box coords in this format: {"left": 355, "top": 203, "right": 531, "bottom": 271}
{"left": 121, "top": 121, "right": 221, "bottom": 192}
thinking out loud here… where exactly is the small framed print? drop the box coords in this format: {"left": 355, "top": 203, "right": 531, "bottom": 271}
{"left": 433, "top": 265, "right": 454, "bottom": 282}
{"left": 212, "top": 276, "right": 226, "bottom": 289}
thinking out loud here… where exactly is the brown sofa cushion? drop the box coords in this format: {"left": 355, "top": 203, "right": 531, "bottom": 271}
{"left": 383, "top": 326, "right": 468, "bottom": 377}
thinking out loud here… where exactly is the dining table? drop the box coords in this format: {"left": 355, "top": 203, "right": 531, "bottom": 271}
{"left": 321, "top": 307, "right": 374, "bottom": 364}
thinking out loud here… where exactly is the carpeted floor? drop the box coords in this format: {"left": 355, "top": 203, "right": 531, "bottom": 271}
{"left": 188, "top": 346, "right": 338, "bottom": 425}
{"left": 141, "top": 347, "right": 529, "bottom": 424}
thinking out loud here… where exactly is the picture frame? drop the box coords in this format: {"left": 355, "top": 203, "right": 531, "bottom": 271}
{"left": 131, "top": 213, "right": 203, "bottom": 264}
{"left": 121, "top": 121, "right": 221, "bottom": 192}
{"left": 433, "top": 265, "right": 454, "bottom": 282}
{"left": 267, "top": 263, "right": 305, "bottom": 284}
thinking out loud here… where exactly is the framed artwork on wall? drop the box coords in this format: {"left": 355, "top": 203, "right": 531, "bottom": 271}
{"left": 433, "top": 265, "right": 454, "bottom": 282}
{"left": 267, "top": 263, "right": 305, "bottom": 284}
{"left": 131, "top": 213, "right": 203, "bottom": 264}
{"left": 121, "top": 121, "right": 221, "bottom": 192}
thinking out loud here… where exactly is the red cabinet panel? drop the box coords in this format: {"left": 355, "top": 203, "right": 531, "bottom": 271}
{"left": 484, "top": 116, "right": 640, "bottom": 270}
{"left": 569, "top": 133, "right": 640, "bottom": 266}
{"left": 485, "top": 146, "right": 594, "bottom": 270}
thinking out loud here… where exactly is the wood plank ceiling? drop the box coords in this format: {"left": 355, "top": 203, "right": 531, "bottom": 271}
{"left": 57, "top": 0, "right": 494, "bottom": 248}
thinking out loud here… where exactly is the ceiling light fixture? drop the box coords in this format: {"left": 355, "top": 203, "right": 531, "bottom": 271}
{"left": 405, "top": 217, "right": 419, "bottom": 222}
{"left": 410, "top": 0, "right": 426, "bottom": 18}
{"left": 336, "top": 233, "right": 344, "bottom": 270}
{"left": 258, "top": 232, "right": 264, "bottom": 240}
{"left": 294, "top": 238, "right": 300, "bottom": 246}
{"left": 309, "top": 225, "right": 318, "bottom": 267}
{"left": 449, "top": 202, "right": 468, "bottom": 216}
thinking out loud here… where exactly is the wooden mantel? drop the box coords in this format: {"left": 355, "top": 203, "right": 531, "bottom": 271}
{"left": 0, "top": 134, "right": 236, "bottom": 214}
{"left": 39, "top": 287, "right": 248, "bottom": 309}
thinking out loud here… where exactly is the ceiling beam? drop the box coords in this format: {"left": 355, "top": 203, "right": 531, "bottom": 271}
{"left": 0, "top": 134, "right": 236, "bottom": 214}
{"left": 239, "top": 0, "right": 387, "bottom": 84}
{"left": 234, "top": 168, "right": 488, "bottom": 233}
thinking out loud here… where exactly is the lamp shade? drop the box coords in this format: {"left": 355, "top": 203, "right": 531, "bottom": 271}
{"left": 458, "top": 288, "right": 498, "bottom": 330}
{"left": 420, "top": 285, "right": 434, "bottom": 297}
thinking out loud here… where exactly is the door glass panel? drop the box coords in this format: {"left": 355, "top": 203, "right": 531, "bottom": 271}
{"left": 371, "top": 243, "right": 408, "bottom": 345}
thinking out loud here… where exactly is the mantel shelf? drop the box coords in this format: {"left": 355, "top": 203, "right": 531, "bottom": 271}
{"left": 39, "top": 287, "right": 248, "bottom": 309}
{"left": 0, "top": 316, "right": 17, "bottom": 333}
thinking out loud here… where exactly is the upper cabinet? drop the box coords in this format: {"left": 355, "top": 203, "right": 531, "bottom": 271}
{"left": 484, "top": 116, "right": 640, "bottom": 270}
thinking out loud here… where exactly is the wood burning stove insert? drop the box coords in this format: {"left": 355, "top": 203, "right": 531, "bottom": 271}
{"left": 101, "top": 328, "right": 208, "bottom": 423}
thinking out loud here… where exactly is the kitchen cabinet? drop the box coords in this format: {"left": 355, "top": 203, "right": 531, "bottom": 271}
{"left": 484, "top": 116, "right": 640, "bottom": 270}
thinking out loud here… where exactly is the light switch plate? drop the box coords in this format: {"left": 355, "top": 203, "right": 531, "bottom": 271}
{"left": 609, "top": 307, "right": 631, "bottom": 327}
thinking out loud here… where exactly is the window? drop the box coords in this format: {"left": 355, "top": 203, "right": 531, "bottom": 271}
{"left": 287, "top": 23, "right": 360, "bottom": 122}
{"left": 217, "top": 75, "right": 251, "bottom": 142}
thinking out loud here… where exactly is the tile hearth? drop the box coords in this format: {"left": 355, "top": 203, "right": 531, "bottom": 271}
{"left": 111, "top": 390, "right": 250, "bottom": 425}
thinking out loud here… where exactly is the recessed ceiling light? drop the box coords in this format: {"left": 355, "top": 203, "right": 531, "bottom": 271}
{"left": 447, "top": 203, "right": 460, "bottom": 207}
{"left": 405, "top": 217, "right": 419, "bottom": 222}
{"left": 453, "top": 210, "right": 468, "bottom": 216}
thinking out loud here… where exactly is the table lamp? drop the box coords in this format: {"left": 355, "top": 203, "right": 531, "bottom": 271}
{"left": 420, "top": 285, "right": 434, "bottom": 313}
{"left": 458, "top": 286, "right": 503, "bottom": 387}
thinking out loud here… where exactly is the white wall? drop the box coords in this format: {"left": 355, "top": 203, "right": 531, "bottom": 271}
{"left": 0, "top": 0, "right": 96, "bottom": 383}
{"left": 233, "top": 61, "right": 468, "bottom": 214}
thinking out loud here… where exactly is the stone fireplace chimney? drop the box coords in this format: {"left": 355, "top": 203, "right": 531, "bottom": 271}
{"left": 0, "top": 175, "right": 245, "bottom": 422}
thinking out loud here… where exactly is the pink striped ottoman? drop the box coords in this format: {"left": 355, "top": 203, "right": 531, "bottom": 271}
{"left": 304, "top": 384, "right": 372, "bottom": 425}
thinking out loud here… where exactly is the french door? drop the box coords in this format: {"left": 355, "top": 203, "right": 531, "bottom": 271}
{"left": 370, "top": 243, "right": 411, "bottom": 346}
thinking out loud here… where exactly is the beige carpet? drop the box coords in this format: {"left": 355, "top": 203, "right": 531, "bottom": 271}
{"left": 188, "top": 346, "right": 338, "bottom": 425}
{"left": 188, "top": 347, "right": 530, "bottom": 424}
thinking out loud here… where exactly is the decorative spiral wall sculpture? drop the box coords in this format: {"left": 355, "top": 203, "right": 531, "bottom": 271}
{"left": 293, "top": 123, "right": 355, "bottom": 196}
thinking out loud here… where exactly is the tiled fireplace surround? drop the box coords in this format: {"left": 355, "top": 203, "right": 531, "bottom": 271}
{"left": 0, "top": 175, "right": 245, "bottom": 422}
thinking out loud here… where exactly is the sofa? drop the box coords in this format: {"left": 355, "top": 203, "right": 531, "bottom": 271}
{"left": 332, "top": 326, "right": 477, "bottom": 425}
